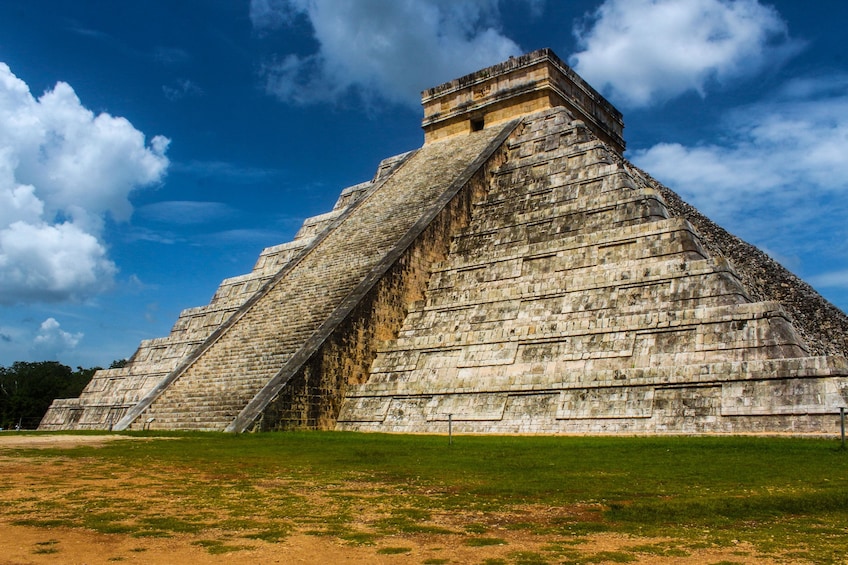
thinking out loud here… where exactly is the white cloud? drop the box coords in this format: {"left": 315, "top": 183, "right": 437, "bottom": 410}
{"left": 251, "top": 0, "right": 522, "bottom": 107}
{"left": 0, "top": 221, "right": 116, "bottom": 303}
{"left": 809, "top": 269, "right": 848, "bottom": 290}
{"left": 0, "top": 62, "right": 169, "bottom": 305}
{"left": 32, "top": 317, "right": 83, "bottom": 359}
{"left": 250, "top": 0, "right": 302, "bottom": 30}
{"left": 570, "top": 0, "right": 802, "bottom": 107}
{"left": 630, "top": 74, "right": 848, "bottom": 255}
{"left": 632, "top": 75, "right": 848, "bottom": 209}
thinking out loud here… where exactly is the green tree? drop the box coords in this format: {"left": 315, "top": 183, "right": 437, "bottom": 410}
{"left": 0, "top": 361, "right": 96, "bottom": 429}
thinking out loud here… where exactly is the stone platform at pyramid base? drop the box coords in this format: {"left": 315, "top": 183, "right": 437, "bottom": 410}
{"left": 38, "top": 398, "right": 132, "bottom": 431}
{"left": 338, "top": 356, "right": 848, "bottom": 434}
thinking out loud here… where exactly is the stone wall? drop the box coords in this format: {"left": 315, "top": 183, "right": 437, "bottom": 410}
{"left": 338, "top": 108, "right": 848, "bottom": 435}
{"left": 422, "top": 49, "right": 624, "bottom": 152}
{"left": 629, "top": 165, "right": 848, "bottom": 358}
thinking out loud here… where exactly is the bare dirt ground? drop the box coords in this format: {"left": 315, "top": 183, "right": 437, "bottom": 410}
{"left": 0, "top": 434, "right": 805, "bottom": 565}
{"left": 0, "top": 434, "right": 133, "bottom": 449}
{"left": 1, "top": 524, "right": 786, "bottom": 565}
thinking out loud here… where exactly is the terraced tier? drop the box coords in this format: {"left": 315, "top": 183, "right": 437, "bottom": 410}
{"left": 338, "top": 108, "right": 848, "bottom": 434}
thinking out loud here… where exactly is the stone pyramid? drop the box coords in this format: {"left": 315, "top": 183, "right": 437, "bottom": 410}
{"left": 41, "top": 49, "right": 848, "bottom": 434}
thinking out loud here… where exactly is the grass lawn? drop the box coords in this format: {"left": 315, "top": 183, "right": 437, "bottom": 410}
{"left": 1, "top": 431, "right": 847, "bottom": 563}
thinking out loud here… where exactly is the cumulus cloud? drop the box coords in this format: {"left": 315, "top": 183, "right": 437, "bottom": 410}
{"left": 0, "top": 62, "right": 169, "bottom": 305}
{"left": 570, "top": 0, "right": 803, "bottom": 107}
{"left": 250, "top": 0, "right": 522, "bottom": 106}
{"left": 632, "top": 75, "right": 848, "bottom": 207}
{"left": 0, "top": 221, "right": 116, "bottom": 303}
{"left": 630, "top": 74, "right": 848, "bottom": 253}
{"left": 32, "top": 317, "right": 83, "bottom": 360}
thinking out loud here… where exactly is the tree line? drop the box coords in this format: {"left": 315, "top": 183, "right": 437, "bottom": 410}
{"left": 0, "top": 360, "right": 124, "bottom": 430}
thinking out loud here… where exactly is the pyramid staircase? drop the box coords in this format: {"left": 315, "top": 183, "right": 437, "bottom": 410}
{"left": 37, "top": 153, "right": 407, "bottom": 430}
{"left": 108, "top": 122, "right": 516, "bottom": 431}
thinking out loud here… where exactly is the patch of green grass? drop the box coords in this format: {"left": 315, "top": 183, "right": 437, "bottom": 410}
{"left": 136, "top": 515, "right": 206, "bottom": 534}
{"left": 624, "top": 542, "right": 689, "bottom": 557}
{"left": 191, "top": 539, "right": 250, "bottom": 555}
{"left": 14, "top": 518, "right": 76, "bottom": 528}
{"left": 423, "top": 559, "right": 450, "bottom": 564}
{"left": 5, "top": 431, "right": 848, "bottom": 563}
{"left": 374, "top": 508, "right": 453, "bottom": 535}
{"left": 32, "top": 539, "right": 60, "bottom": 555}
{"left": 395, "top": 507, "right": 431, "bottom": 520}
{"left": 340, "top": 530, "right": 377, "bottom": 545}
{"left": 607, "top": 489, "right": 848, "bottom": 526}
{"left": 552, "top": 550, "right": 637, "bottom": 565}
{"left": 243, "top": 527, "right": 289, "bottom": 542}
{"left": 539, "top": 542, "right": 582, "bottom": 561}
{"left": 82, "top": 514, "right": 136, "bottom": 535}
{"left": 376, "top": 546, "right": 412, "bottom": 554}
{"left": 585, "top": 551, "right": 636, "bottom": 563}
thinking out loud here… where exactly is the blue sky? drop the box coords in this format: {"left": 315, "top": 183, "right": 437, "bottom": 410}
{"left": 1, "top": 0, "right": 846, "bottom": 368}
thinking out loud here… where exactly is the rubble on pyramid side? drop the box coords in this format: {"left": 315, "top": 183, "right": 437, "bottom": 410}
{"left": 633, "top": 166, "right": 848, "bottom": 358}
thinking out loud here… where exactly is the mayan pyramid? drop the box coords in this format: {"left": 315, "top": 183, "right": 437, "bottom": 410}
{"left": 41, "top": 49, "right": 848, "bottom": 434}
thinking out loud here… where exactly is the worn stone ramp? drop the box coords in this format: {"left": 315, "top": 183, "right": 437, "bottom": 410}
{"left": 114, "top": 123, "right": 515, "bottom": 431}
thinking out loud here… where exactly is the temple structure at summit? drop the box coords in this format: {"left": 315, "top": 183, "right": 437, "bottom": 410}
{"left": 41, "top": 49, "right": 848, "bottom": 434}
